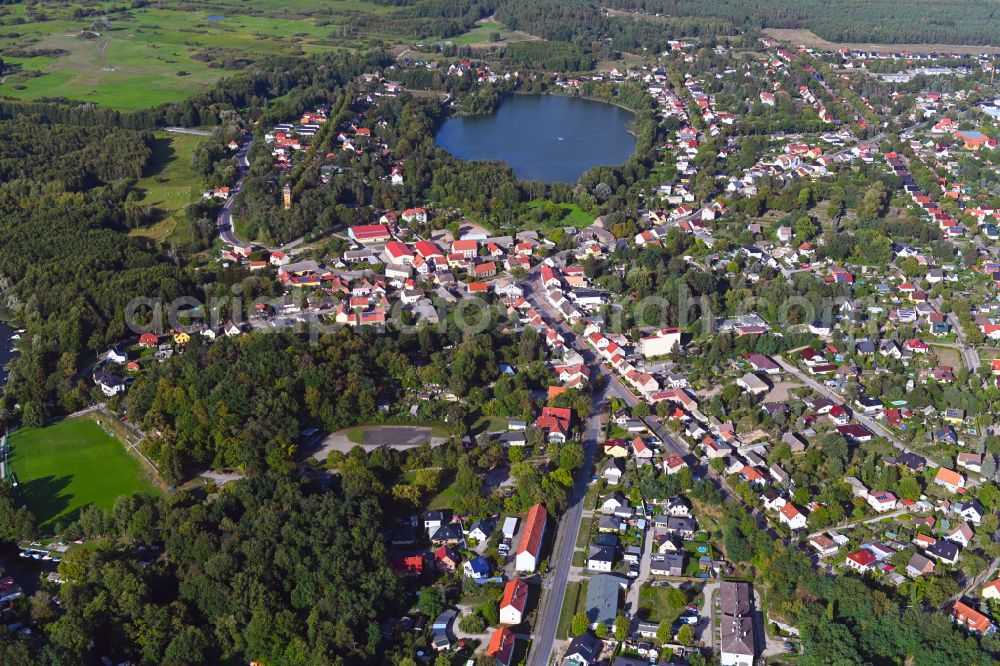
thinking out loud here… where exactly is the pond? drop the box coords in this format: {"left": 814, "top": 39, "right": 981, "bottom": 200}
{"left": 435, "top": 94, "right": 636, "bottom": 183}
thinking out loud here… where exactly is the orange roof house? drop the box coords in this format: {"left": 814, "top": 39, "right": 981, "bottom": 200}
{"left": 535, "top": 406, "right": 571, "bottom": 442}
{"left": 500, "top": 579, "right": 530, "bottom": 624}
{"left": 487, "top": 627, "right": 516, "bottom": 666}
{"left": 949, "top": 600, "right": 996, "bottom": 634}
{"left": 515, "top": 503, "right": 548, "bottom": 573}
{"left": 934, "top": 467, "right": 966, "bottom": 493}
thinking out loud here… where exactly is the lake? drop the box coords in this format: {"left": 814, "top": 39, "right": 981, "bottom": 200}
{"left": 435, "top": 94, "right": 636, "bottom": 183}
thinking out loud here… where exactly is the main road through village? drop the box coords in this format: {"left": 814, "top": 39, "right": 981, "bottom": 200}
{"left": 522, "top": 268, "right": 690, "bottom": 666}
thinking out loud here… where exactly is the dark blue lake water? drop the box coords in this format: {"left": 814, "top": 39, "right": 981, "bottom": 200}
{"left": 435, "top": 94, "right": 636, "bottom": 183}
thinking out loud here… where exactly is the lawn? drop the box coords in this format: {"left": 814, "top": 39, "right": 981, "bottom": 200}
{"left": 637, "top": 584, "right": 689, "bottom": 624}
{"left": 524, "top": 200, "right": 595, "bottom": 229}
{"left": 428, "top": 475, "right": 461, "bottom": 509}
{"left": 131, "top": 131, "right": 206, "bottom": 244}
{"left": 575, "top": 516, "right": 594, "bottom": 549}
{"left": 556, "top": 579, "right": 588, "bottom": 639}
{"left": 8, "top": 417, "right": 160, "bottom": 532}
{"left": 449, "top": 16, "right": 539, "bottom": 47}
{"left": 450, "top": 22, "right": 515, "bottom": 45}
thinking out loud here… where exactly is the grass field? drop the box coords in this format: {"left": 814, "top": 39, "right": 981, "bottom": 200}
{"left": 637, "top": 584, "right": 690, "bottom": 624}
{"left": 0, "top": 1, "right": 404, "bottom": 109}
{"left": 556, "top": 579, "right": 588, "bottom": 639}
{"left": 524, "top": 200, "right": 594, "bottom": 229}
{"left": 449, "top": 17, "right": 539, "bottom": 48}
{"left": 427, "top": 475, "right": 462, "bottom": 509}
{"left": 763, "top": 28, "right": 1000, "bottom": 55}
{"left": 131, "top": 131, "right": 206, "bottom": 244}
{"left": 8, "top": 417, "right": 159, "bottom": 531}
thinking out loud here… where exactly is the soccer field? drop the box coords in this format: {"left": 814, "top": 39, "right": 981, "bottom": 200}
{"left": 8, "top": 417, "right": 159, "bottom": 532}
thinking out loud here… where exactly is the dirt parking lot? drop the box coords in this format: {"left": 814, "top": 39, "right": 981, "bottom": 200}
{"left": 313, "top": 425, "right": 448, "bottom": 459}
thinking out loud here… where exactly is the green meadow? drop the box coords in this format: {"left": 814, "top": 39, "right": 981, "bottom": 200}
{"left": 8, "top": 417, "right": 159, "bottom": 532}
{"left": 132, "top": 131, "right": 206, "bottom": 245}
{"left": 0, "top": 1, "right": 402, "bottom": 110}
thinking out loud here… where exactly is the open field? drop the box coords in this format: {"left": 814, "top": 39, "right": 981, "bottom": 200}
{"left": 131, "top": 131, "right": 206, "bottom": 244}
{"left": 0, "top": 1, "right": 403, "bottom": 109}
{"left": 930, "top": 345, "right": 961, "bottom": 370}
{"left": 450, "top": 16, "right": 540, "bottom": 48}
{"left": 763, "top": 28, "right": 1000, "bottom": 55}
{"left": 8, "top": 417, "right": 160, "bottom": 531}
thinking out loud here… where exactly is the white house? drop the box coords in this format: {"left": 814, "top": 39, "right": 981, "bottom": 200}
{"left": 515, "top": 504, "right": 547, "bottom": 572}
{"left": 499, "top": 579, "right": 529, "bottom": 625}
{"left": 778, "top": 503, "right": 807, "bottom": 531}
{"left": 867, "top": 491, "right": 898, "bottom": 513}
{"left": 638, "top": 327, "right": 681, "bottom": 358}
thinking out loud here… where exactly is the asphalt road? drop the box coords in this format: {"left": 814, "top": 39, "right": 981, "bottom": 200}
{"left": 526, "top": 381, "right": 607, "bottom": 666}
{"left": 218, "top": 140, "right": 252, "bottom": 247}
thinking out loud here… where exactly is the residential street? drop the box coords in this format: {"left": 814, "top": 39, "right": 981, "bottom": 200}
{"left": 806, "top": 508, "right": 906, "bottom": 539}
{"left": 217, "top": 139, "right": 253, "bottom": 247}
{"left": 524, "top": 381, "right": 607, "bottom": 666}
{"left": 774, "top": 354, "right": 976, "bottom": 478}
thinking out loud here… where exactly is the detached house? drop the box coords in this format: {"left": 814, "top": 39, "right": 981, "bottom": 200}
{"left": 535, "top": 407, "right": 571, "bottom": 443}
{"left": 949, "top": 600, "right": 996, "bottom": 635}
{"left": 515, "top": 503, "right": 547, "bottom": 572}
{"left": 601, "top": 458, "right": 624, "bottom": 485}
{"left": 778, "top": 503, "right": 807, "bottom": 530}
{"left": 867, "top": 491, "right": 898, "bottom": 513}
{"left": 500, "top": 579, "right": 529, "bottom": 625}
{"left": 846, "top": 549, "right": 877, "bottom": 574}
{"left": 934, "top": 467, "right": 966, "bottom": 493}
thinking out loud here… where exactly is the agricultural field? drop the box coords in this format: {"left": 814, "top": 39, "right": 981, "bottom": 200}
{"left": 8, "top": 417, "right": 159, "bottom": 531}
{"left": 763, "top": 28, "right": 1000, "bottom": 55}
{"left": 131, "top": 131, "right": 206, "bottom": 244}
{"left": 0, "top": 1, "right": 404, "bottom": 110}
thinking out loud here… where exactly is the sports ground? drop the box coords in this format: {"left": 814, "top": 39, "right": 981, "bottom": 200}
{"left": 7, "top": 417, "right": 159, "bottom": 532}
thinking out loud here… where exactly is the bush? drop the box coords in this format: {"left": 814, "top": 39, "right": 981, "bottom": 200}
{"left": 459, "top": 612, "right": 487, "bottom": 633}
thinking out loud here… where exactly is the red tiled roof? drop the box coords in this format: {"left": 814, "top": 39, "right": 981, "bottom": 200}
{"left": 847, "top": 549, "right": 876, "bottom": 567}
{"left": 516, "top": 503, "right": 548, "bottom": 559}
{"left": 487, "top": 627, "right": 516, "bottom": 665}
{"left": 501, "top": 578, "right": 529, "bottom": 613}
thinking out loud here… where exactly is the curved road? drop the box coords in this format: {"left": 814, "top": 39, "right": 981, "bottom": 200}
{"left": 218, "top": 139, "right": 253, "bottom": 247}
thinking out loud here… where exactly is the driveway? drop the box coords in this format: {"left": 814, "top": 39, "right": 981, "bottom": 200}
{"left": 624, "top": 527, "right": 653, "bottom": 614}
{"left": 699, "top": 581, "right": 718, "bottom": 651}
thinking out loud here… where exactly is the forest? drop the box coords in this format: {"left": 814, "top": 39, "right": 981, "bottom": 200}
{"left": 0, "top": 117, "right": 193, "bottom": 428}
{"left": 120, "top": 318, "right": 576, "bottom": 486}
{"left": 601, "top": 0, "right": 1000, "bottom": 46}
{"left": 0, "top": 477, "right": 403, "bottom": 666}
